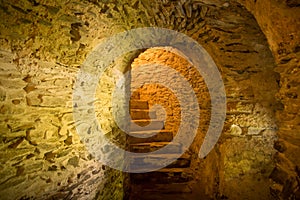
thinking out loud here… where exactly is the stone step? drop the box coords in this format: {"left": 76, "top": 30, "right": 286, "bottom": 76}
{"left": 128, "top": 130, "right": 173, "bottom": 144}
{"left": 129, "top": 142, "right": 182, "bottom": 153}
{"left": 130, "top": 168, "right": 193, "bottom": 184}
{"left": 130, "top": 100, "right": 149, "bottom": 109}
{"left": 129, "top": 192, "right": 192, "bottom": 200}
{"left": 130, "top": 92, "right": 140, "bottom": 100}
{"left": 130, "top": 109, "right": 157, "bottom": 120}
{"left": 130, "top": 120, "right": 164, "bottom": 131}
{"left": 131, "top": 183, "right": 192, "bottom": 194}
{"left": 129, "top": 153, "right": 191, "bottom": 170}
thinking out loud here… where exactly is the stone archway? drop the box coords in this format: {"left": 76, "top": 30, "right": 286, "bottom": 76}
{"left": 128, "top": 47, "right": 212, "bottom": 199}
{"left": 0, "top": 0, "right": 295, "bottom": 199}
{"left": 125, "top": 11, "right": 279, "bottom": 196}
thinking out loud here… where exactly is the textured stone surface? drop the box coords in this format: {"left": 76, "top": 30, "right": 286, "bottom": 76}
{"left": 0, "top": 0, "right": 298, "bottom": 199}
{"left": 0, "top": 47, "right": 125, "bottom": 200}
{"left": 236, "top": 0, "right": 300, "bottom": 199}
{"left": 0, "top": 0, "right": 128, "bottom": 199}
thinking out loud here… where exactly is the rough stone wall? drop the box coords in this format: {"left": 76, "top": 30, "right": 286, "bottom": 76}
{"left": 0, "top": 0, "right": 130, "bottom": 199}
{"left": 236, "top": 0, "right": 300, "bottom": 199}
{"left": 0, "top": 44, "right": 122, "bottom": 200}
{"left": 0, "top": 0, "right": 296, "bottom": 199}
{"left": 131, "top": 47, "right": 209, "bottom": 138}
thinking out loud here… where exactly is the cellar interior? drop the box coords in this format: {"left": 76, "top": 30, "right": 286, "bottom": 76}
{"left": 0, "top": 0, "right": 299, "bottom": 199}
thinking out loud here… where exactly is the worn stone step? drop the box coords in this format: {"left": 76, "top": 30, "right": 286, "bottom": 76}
{"left": 130, "top": 120, "right": 164, "bottom": 131}
{"left": 130, "top": 92, "right": 140, "bottom": 100}
{"left": 129, "top": 190, "right": 208, "bottom": 200}
{"left": 129, "top": 190, "right": 210, "bottom": 200}
{"left": 130, "top": 100, "right": 149, "bottom": 109}
{"left": 130, "top": 168, "right": 193, "bottom": 184}
{"left": 129, "top": 153, "right": 191, "bottom": 169}
{"left": 129, "top": 192, "right": 192, "bottom": 200}
{"left": 128, "top": 130, "right": 173, "bottom": 144}
{"left": 129, "top": 142, "right": 182, "bottom": 153}
{"left": 129, "top": 193, "right": 194, "bottom": 200}
{"left": 131, "top": 183, "right": 192, "bottom": 194}
{"left": 130, "top": 109, "right": 157, "bottom": 120}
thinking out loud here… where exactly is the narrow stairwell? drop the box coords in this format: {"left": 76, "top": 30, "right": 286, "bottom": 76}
{"left": 128, "top": 93, "right": 194, "bottom": 200}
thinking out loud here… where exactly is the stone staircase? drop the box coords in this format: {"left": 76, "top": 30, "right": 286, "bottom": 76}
{"left": 128, "top": 93, "right": 194, "bottom": 200}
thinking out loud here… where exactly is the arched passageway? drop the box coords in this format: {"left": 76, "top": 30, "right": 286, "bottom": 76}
{"left": 126, "top": 11, "right": 278, "bottom": 196}
{"left": 0, "top": 0, "right": 299, "bottom": 200}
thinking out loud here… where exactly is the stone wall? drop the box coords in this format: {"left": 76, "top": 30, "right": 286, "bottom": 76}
{"left": 131, "top": 47, "right": 209, "bottom": 138}
{"left": 0, "top": 0, "right": 130, "bottom": 199}
{"left": 236, "top": 0, "right": 300, "bottom": 199}
{"left": 0, "top": 44, "right": 126, "bottom": 200}
{"left": 0, "top": 0, "right": 298, "bottom": 199}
